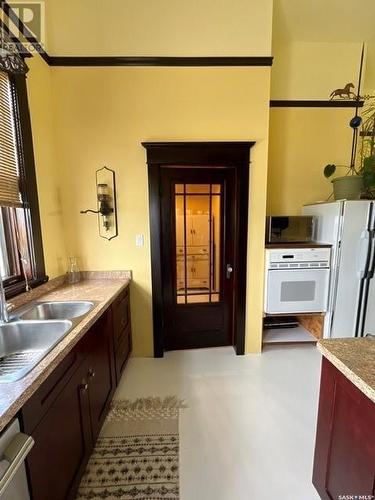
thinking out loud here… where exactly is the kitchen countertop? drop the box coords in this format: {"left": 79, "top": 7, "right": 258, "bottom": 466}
{"left": 0, "top": 271, "right": 131, "bottom": 432}
{"left": 317, "top": 338, "right": 375, "bottom": 403}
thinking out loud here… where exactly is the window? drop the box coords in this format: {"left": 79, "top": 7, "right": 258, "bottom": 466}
{"left": 0, "top": 70, "right": 46, "bottom": 296}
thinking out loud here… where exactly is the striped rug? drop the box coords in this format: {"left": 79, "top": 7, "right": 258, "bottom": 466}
{"left": 76, "top": 397, "right": 185, "bottom": 500}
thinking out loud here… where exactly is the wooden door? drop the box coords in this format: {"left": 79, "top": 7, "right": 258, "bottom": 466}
{"left": 144, "top": 141, "right": 253, "bottom": 356}
{"left": 161, "top": 168, "right": 236, "bottom": 350}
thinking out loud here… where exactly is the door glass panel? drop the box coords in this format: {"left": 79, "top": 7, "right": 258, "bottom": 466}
{"left": 186, "top": 184, "right": 210, "bottom": 194}
{"left": 175, "top": 183, "right": 222, "bottom": 304}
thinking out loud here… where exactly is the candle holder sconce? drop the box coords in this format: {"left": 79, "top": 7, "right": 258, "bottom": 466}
{"left": 80, "top": 166, "right": 118, "bottom": 240}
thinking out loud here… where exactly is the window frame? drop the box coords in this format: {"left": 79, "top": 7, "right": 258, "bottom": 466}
{"left": 2, "top": 72, "right": 47, "bottom": 298}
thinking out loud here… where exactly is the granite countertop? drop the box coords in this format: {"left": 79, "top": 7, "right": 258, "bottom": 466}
{"left": 317, "top": 338, "right": 375, "bottom": 403}
{"left": 0, "top": 271, "right": 131, "bottom": 432}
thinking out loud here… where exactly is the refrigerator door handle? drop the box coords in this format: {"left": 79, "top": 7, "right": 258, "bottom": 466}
{"left": 356, "top": 230, "right": 371, "bottom": 278}
{"left": 367, "top": 230, "right": 375, "bottom": 279}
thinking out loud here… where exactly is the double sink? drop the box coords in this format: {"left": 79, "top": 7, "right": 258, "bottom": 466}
{"left": 0, "top": 301, "right": 96, "bottom": 383}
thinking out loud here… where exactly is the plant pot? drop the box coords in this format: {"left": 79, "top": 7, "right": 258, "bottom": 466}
{"left": 331, "top": 175, "right": 363, "bottom": 201}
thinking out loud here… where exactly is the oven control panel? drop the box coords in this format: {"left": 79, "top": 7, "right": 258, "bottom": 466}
{"left": 266, "top": 247, "right": 331, "bottom": 269}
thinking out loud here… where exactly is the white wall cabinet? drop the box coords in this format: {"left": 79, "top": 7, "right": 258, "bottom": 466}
{"left": 176, "top": 215, "right": 210, "bottom": 246}
{"left": 176, "top": 214, "right": 212, "bottom": 290}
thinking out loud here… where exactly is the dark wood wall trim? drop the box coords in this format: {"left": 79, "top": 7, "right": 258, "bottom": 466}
{"left": 270, "top": 100, "right": 364, "bottom": 108}
{"left": 1, "top": 4, "right": 274, "bottom": 67}
{"left": 48, "top": 56, "right": 273, "bottom": 67}
{"left": 143, "top": 141, "right": 254, "bottom": 357}
{"left": 0, "top": 2, "right": 273, "bottom": 68}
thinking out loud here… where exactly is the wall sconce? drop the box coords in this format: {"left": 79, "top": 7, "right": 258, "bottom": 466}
{"left": 80, "top": 166, "right": 118, "bottom": 240}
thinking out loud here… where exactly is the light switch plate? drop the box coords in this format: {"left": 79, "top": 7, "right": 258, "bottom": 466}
{"left": 135, "top": 234, "right": 144, "bottom": 247}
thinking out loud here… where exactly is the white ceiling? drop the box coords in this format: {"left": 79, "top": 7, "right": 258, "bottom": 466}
{"left": 273, "top": 0, "right": 375, "bottom": 43}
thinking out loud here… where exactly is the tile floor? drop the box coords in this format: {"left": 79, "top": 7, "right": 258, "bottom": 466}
{"left": 114, "top": 344, "right": 322, "bottom": 500}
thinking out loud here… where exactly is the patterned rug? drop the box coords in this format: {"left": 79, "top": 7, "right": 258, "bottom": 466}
{"left": 76, "top": 396, "right": 185, "bottom": 500}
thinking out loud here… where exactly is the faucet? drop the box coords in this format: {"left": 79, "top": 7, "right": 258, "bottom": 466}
{"left": 0, "top": 275, "right": 13, "bottom": 323}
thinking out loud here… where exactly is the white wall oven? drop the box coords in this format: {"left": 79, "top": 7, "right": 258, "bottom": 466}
{"left": 264, "top": 248, "right": 331, "bottom": 314}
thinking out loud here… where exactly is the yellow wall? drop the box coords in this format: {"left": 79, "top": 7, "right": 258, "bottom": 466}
{"left": 26, "top": 55, "right": 68, "bottom": 278}
{"left": 271, "top": 41, "right": 362, "bottom": 100}
{"left": 364, "top": 41, "right": 375, "bottom": 93}
{"left": 44, "top": 0, "right": 273, "bottom": 57}
{"left": 50, "top": 66, "right": 271, "bottom": 355}
{"left": 267, "top": 107, "right": 354, "bottom": 215}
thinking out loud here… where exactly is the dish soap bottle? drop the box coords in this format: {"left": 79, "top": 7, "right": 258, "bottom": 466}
{"left": 67, "top": 256, "right": 81, "bottom": 284}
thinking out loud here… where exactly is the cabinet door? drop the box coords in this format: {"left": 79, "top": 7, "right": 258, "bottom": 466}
{"left": 87, "top": 310, "right": 116, "bottom": 442}
{"left": 115, "top": 325, "right": 131, "bottom": 382}
{"left": 193, "top": 257, "right": 209, "bottom": 280}
{"left": 112, "top": 287, "right": 131, "bottom": 346}
{"left": 186, "top": 215, "right": 194, "bottom": 246}
{"left": 192, "top": 215, "right": 210, "bottom": 246}
{"left": 186, "top": 256, "right": 195, "bottom": 288}
{"left": 26, "top": 361, "right": 92, "bottom": 500}
{"left": 112, "top": 288, "right": 132, "bottom": 384}
{"left": 313, "top": 358, "right": 375, "bottom": 499}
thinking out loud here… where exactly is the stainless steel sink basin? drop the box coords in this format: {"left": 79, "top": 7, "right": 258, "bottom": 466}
{"left": 19, "top": 301, "right": 95, "bottom": 321}
{"left": 0, "top": 320, "right": 72, "bottom": 382}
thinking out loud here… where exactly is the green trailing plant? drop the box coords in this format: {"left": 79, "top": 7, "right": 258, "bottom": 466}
{"left": 323, "top": 163, "right": 358, "bottom": 179}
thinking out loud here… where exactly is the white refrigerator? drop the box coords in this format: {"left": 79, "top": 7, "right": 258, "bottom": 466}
{"left": 303, "top": 200, "right": 375, "bottom": 339}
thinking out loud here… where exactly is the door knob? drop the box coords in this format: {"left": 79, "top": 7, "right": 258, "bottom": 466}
{"left": 226, "top": 264, "right": 233, "bottom": 279}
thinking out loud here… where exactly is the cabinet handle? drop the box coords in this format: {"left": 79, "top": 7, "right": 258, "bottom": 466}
{"left": 88, "top": 369, "right": 95, "bottom": 379}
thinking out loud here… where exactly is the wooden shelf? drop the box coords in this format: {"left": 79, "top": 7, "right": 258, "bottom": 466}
{"left": 270, "top": 100, "right": 364, "bottom": 108}
{"left": 263, "top": 326, "right": 317, "bottom": 344}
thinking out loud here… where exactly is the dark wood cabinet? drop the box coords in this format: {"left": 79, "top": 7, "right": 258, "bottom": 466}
{"left": 25, "top": 360, "right": 92, "bottom": 500}
{"left": 112, "top": 288, "right": 132, "bottom": 383}
{"left": 20, "top": 285, "right": 132, "bottom": 500}
{"left": 86, "top": 309, "right": 116, "bottom": 441}
{"left": 313, "top": 357, "right": 375, "bottom": 500}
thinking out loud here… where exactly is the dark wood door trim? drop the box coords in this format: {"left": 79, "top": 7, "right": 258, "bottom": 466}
{"left": 143, "top": 141, "right": 254, "bottom": 357}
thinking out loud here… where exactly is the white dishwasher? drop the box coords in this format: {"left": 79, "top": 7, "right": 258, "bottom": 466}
{"left": 0, "top": 419, "right": 33, "bottom": 500}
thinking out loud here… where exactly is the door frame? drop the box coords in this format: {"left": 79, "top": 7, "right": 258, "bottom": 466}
{"left": 143, "top": 142, "right": 255, "bottom": 357}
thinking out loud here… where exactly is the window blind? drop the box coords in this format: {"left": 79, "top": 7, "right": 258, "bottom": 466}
{"left": 0, "top": 70, "right": 22, "bottom": 207}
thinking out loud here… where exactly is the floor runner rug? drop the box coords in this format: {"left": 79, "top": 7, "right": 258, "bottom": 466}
{"left": 76, "top": 396, "right": 185, "bottom": 500}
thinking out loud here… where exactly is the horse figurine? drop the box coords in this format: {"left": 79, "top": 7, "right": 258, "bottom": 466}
{"left": 329, "top": 83, "right": 356, "bottom": 100}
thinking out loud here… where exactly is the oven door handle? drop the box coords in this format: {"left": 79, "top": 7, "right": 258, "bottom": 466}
{"left": 0, "top": 432, "right": 34, "bottom": 496}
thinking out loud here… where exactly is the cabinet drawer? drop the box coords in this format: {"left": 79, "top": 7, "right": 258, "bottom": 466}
{"left": 113, "top": 287, "right": 130, "bottom": 343}
{"left": 115, "top": 326, "right": 131, "bottom": 382}
{"left": 188, "top": 278, "right": 209, "bottom": 288}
